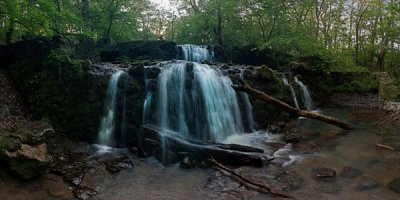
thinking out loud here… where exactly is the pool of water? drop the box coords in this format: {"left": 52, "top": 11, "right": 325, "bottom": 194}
{"left": 291, "top": 108, "right": 400, "bottom": 199}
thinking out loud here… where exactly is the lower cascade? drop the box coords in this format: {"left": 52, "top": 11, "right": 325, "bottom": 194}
{"left": 294, "top": 77, "right": 313, "bottom": 110}
{"left": 239, "top": 69, "right": 255, "bottom": 132}
{"left": 144, "top": 61, "right": 245, "bottom": 142}
{"left": 98, "top": 70, "right": 126, "bottom": 146}
{"left": 282, "top": 77, "right": 300, "bottom": 109}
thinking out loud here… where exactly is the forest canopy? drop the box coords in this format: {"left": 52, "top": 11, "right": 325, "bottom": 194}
{"left": 1, "top": 0, "right": 399, "bottom": 74}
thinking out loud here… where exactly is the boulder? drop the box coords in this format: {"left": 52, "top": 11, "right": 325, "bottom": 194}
{"left": 0, "top": 120, "right": 54, "bottom": 179}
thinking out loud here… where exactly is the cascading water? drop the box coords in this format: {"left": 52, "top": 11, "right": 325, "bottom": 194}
{"left": 144, "top": 61, "right": 244, "bottom": 142}
{"left": 239, "top": 70, "right": 255, "bottom": 132}
{"left": 178, "top": 44, "right": 214, "bottom": 62}
{"left": 294, "top": 76, "right": 313, "bottom": 110}
{"left": 282, "top": 77, "right": 300, "bottom": 109}
{"left": 98, "top": 71, "right": 125, "bottom": 146}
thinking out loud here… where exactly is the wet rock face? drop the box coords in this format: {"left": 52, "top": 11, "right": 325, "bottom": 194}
{"left": 99, "top": 40, "right": 177, "bottom": 62}
{"left": 0, "top": 120, "right": 54, "bottom": 179}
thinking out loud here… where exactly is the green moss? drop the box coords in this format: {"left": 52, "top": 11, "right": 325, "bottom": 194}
{"left": 257, "top": 66, "right": 289, "bottom": 100}
{"left": 380, "top": 82, "right": 400, "bottom": 101}
{"left": 116, "top": 55, "right": 131, "bottom": 62}
{"left": 0, "top": 134, "right": 20, "bottom": 152}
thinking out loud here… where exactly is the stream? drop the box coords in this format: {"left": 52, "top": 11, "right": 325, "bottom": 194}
{"left": 0, "top": 107, "right": 399, "bottom": 200}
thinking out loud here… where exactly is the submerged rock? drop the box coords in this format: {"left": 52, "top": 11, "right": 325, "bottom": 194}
{"left": 0, "top": 120, "right": 53, "bottom": 179}
{"left": 283, "top": 133, "right": 299, "bottom": 143}
{"left": 179, "top": 156, "right": 197, "bottom": 169}
{"left": 340, "top": 166, "right": 363, "bottom": 178}
{"left": 311, "top": 167, "right": 336, "bottom": 182}
{"left": 357, "top": 176, "right": 378, "bottom": 191}
{"left": 388, "top": 178, "right": 400, "bottom": 194}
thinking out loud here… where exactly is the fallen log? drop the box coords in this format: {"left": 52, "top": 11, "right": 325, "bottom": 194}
{"left": 208, "top": 158, "right": 292, "bottom": 198}
{"left": 143, "top": 125, "right": 266, "bottom": 167}
{"left": 232, "top": 82, "right": 353, "bottom": 130}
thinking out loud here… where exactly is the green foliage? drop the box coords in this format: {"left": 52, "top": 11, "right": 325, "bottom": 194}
{"left": 333, "top": 78, "right": 378, "bottom": 93}
{"left": 0, "top": 0, "right": 156, "bottom": 44}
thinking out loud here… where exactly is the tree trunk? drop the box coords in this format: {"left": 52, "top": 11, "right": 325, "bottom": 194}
{"left": 5, "top": 19, "right": 14, "bottom": 45}
{"left": 232, "top": 82, "right": 353, "bottom": 130}
{"left": 216, "top": 5, "right": 223, "bottom": 47}
{"left": 376, "top": 34, "right": 388, "bottom": 70}
{"left": 82, "top": 0, "right": 90, "bottom": 31}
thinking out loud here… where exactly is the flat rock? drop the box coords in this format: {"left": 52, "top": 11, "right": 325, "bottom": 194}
{"left": 311, "top": 167, "right": 336, "bottom": 182}
{"left": 340, "top": 166, "right": 363, "bottom": 178}
{"left": 388, "top": 178, "right": 400, "bottom": 194}
{"left": 357, "top": 176, "right": 378, "bottom": 191}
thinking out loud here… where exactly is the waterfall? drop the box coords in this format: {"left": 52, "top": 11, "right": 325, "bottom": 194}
{"left": 294, "top": 77, "right": 313, "bottom": 110}
{"left": 282, "top": 77, "right": 300, "bottom": 109}
{"left": 239, "top": 70, "right": 255, "bottom": 132}
{"left": 178, "top": 44, "right": 214, "bottom": 62}
{"left": 144, "top": 61, "right": 244, "bottom": 142}
{"left": 98, "top": 71, "right": 125, "bottom": 146}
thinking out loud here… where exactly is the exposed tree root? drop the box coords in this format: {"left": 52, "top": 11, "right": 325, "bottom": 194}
{"left": 208, "top": 158, "right": 292, "bottom": 198}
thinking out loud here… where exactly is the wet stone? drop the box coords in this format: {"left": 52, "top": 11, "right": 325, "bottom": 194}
{"left": 64, "top": 172, "right": 84, "bottom": 186}
{"left": 311, "top": 167, "right": 336, "bottom": 182}
{"left": 179, "top": 156, "right": 196, "bottom": 169}
{"left": 269, "top": 124, "right": 280, "bottom": 132}
{"left": 117, "top": 160, "right": 133, "bottom": 169}
{"left": 357, "top": 176, "right": 378, "bottom": 191}
{"left": 73, "top": 185, "right": 100, "bottom": 200}
{"left": 278, "top": 121, "right": 286, "bottom": 128}
{"left": 388, "top": 178, "right": 400, "bottom": 194}
{"left": 105, "top": 162, "right": 121, "bottom": 173}
{"left": 283, "top": 133, "right": 299, "bottom": 143}
{"left": 340, "top": 166, "right": 363, "bottom": 178}
{"left": 275, "top": 172, "right": 304, "bottom": 191}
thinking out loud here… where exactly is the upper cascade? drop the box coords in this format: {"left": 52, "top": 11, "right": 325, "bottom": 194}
{"left": 143, "top": 61, "right": 244, "bottom": 142}
{"left": 178, "top": 44, "right": 214, "bottom": 62}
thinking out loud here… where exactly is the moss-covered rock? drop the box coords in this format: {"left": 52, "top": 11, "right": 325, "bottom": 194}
{"left": 99, "top": 40, "right": 177, "bottom": 62}
{"left": 232, "top": 65, "right": 292, "bottom": 128}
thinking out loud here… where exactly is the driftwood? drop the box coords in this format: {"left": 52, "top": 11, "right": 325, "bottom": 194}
{"left": 208, "top": 158, "right": 292, "bottom": 198}
{"left": 375, "top": 143, "right": 395, "bottom": 151}
{"left": 232, "top": 82, "right": 353, "bottom": 130}
{"left": 143, "top": 125, "right": 266, "bottom": 167}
